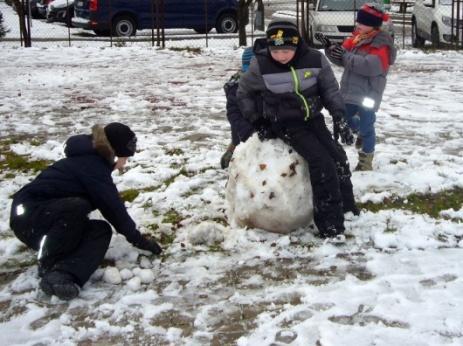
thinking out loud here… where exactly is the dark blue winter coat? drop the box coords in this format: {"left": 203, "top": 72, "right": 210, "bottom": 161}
{"left": 12, "top": 133, "right": 143, "bottom": 245}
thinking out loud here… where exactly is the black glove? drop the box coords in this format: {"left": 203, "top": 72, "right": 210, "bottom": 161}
{"left": 330, "top": 45, "right": 346, "bottom": 61}
{"left": 254, "top": 118, "right": 276, "bottom": 141}
{"left": 314, "top": 32, "right": 332, "bottom": 48}
{"left": 333, "top": 117, "right": 354, "bottom": 145}
{"left": 135, "top": 234, "right": 162, "bottom": 255}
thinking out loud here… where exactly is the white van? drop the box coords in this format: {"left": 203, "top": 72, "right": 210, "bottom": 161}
{"left": 412, "top": 0, "right": 463, "bottom": 48}
{"left": 308, "top": 0, "right": 394, "bottom": 46}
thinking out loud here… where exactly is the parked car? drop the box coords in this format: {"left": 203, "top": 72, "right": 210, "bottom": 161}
{"left": 72, "top": 0, "right": 241, "bottom": 37}
{"left": 412, "top": 0, "right": 463, "bottom": 48}
{"left": 308, "top": 0, "right": 394, "bottom": 46}
{"left": 46, "top": 0, "right": 74, "bottom": 26}
{"left": 36, "top": 0, "right": 54, "bottom": 18}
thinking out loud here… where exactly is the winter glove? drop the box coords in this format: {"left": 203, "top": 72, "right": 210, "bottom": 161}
{"left": 254, "top": 118, "right": 276, "bottom": 141}
{"left": 330, "top": 45, "right": 346, "bottom": 61}
{"left": 333, "top": 117, "right": 354, "bottom": 145}
{"left": 314, "top": 32, "right": 332, "bottom": 48}
{"left": 135, "top": 234, "right": 163, "bottom": 255}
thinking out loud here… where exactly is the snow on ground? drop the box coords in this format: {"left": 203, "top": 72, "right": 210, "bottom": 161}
{"left": 1, "top": 41, "right": 463, "bottom": 345}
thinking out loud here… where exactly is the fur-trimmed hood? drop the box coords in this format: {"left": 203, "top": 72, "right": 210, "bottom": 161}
{"left": 63, "top": 125, "right": 115, "bottom": 165}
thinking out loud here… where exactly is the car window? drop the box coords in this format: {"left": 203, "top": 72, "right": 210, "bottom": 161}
{"left": 317, "top": 0, "right": 381, "bottom": 11}
{"left": 439, "top": 0, "right": 452, "bottom": 5}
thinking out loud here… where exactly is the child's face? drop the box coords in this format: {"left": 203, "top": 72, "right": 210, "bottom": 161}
{"left": 114, "top": 157, "right": 128, "bottom": 172}
{"left": 270, "top": 49, "right": 296, "bottom": 64}
{"left": 356, "top": 23, "right": 375, "bottom": 35}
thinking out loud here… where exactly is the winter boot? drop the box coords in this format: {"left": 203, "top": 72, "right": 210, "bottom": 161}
{"left": 318, "top": 224, "right": 344, "bottom": 239}
{"left": 355, "top": 135, "right": 363, "bottom": 150}
{"left": 40, "top": 271, "right": 80, "bottom": 300}
{"left": 355, "top": 151, "right": 374, "bottom": 171}
{"left": 220, "top": 143, "right": 236, "bottom": 169}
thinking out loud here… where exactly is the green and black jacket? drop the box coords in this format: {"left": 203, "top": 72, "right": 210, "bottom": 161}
{"left": 237, "top": 42, "right": 346, "bottom": 126}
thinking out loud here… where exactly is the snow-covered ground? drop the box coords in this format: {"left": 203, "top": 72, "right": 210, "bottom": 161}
{"left": 1, "top": 41, "right": 463, "bottom": 345}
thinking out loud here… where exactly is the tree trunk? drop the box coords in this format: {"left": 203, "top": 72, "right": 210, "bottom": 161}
{"left": 12, "top": 0, "right": 31, "bottom": 46}
{"left": 238, "top": 0, "right": 252, "bottom": 47}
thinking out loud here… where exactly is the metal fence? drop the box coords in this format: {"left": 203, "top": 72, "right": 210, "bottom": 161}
{"left": 0, "top": 0, "right": 461, "bottom": 49}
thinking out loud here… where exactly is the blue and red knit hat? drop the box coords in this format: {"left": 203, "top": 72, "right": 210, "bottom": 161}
{"left": 356, "top": 4, "right": 389, "bottom": 28}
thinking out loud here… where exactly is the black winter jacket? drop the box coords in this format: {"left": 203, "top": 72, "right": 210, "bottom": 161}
{"left": 12, "top": 132, "right": 143, "bottom": 246}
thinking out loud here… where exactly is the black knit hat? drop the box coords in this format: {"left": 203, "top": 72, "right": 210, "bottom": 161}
{"left": 356, "top": 4, "right": 385, "bottom": 28}
{"left": 266, "top": 19, "right": 300, "bottom": 50}
{"left": 104, "top": 122, "right": 137, "bottom": 157}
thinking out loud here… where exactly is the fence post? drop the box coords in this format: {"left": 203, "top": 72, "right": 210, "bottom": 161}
{"left": 204, "top": 0, "right": 208, "bottom": 48}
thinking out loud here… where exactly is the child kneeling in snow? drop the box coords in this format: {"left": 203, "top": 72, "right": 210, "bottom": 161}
{"left": 237, "top": 19, "right": 358, "bottom": 238}
{"left": 9, "top": 123, "right": 162, "bottom": 300}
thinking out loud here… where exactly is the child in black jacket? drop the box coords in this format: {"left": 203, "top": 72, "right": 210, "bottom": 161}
{"left": 9, "top": 122, "right": 162, "bottom": 300}
{"left": 237, "top": 20, "right": 358, "bottom": 238}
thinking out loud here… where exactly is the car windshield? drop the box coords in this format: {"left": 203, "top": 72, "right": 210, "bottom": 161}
{"left": 318, "top": 0, "right": 381, "bottom": 11}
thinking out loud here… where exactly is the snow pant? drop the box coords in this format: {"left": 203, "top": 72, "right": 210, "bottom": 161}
{"left": 344, "top": 103, "right": 376, "bottom": 153}
{"left": 270, "top": 116, "right": 345, "bottom": 234}
{"left": 9, "top": 196, "right": 112, "bottom": 287}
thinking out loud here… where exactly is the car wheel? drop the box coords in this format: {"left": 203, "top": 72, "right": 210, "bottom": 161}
{"left": 112, "top": 15, "right": 136, "bottom": 37}
{"left": 431, "top": 24, "right": 440, "bottom": 49}
{"left": 216, "top": 13, "right": 237, "bottom": 33}
{"left": 411, "top": 19, "right": 425, "bottom": 48}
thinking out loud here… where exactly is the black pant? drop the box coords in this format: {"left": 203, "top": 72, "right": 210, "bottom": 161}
{"left": 10, "top": 196, "right": 112, "bottom": 286}
{"left": 271, "top": 117, "right": 348, "bottom": 234}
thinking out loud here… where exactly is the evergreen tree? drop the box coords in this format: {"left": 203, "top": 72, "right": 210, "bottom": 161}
{"left": 0, "top": 10, "right": 8, "bottom": 38}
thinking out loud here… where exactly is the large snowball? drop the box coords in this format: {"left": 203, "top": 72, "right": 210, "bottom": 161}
{"left": 226, "top": 134, "right": 313, "bottom": 234}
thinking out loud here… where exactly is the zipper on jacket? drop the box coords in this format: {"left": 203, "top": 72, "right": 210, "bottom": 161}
{"left": 290, "top": 66, "right": 311, "bottom": 121}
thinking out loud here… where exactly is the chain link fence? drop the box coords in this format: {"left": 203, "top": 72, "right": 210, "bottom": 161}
{"left": 0, "top": 0, "right": 461, "bottom": 49}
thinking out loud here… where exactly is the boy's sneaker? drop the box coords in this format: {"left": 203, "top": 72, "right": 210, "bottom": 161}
{"left": 40, "top": 271, "right": 80, "bottom": 300}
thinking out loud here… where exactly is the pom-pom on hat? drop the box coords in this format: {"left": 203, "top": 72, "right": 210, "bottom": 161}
{"left": 356, "top": 3, "right": 388, "bottom": 28}
{"left": 104, "top": 122, "right": 137, "bottom": 157}
{"left": 241, "top": 47, "right": 254, "bottom": 72}
{"left": 266, "top": 19, "right": 300, "bottom": 50}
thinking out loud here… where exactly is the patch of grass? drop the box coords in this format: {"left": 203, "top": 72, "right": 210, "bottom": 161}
{"left": 119, "top": 185, "right": 162, "bottom": 203}
{"left": 146, "top": 223, "right": 159, "bottom": 232}
{"left": 165, "top": 148, "right": 184, "bottom": 156}
{"left": 162, "top": 209, "right": 183, "bottom": 225}
{"left": 358, "top": 187, "right": 463, "bottom": 219}
{"left": 119, "top": 189, "right": 140, "bottom": 203}
{"left": 208, "top": 244, "right": 224, "bottom": 252}
{"left": 0, "top": 151, "right": 50, "bottom": 173}
{"left": 159, "top": 232, "right": 176, "bottom": 246}
{"left": 169, "top": 47, "right": 202, "bottom": 54}
{"left": 163, "top": 167, "right": 194, "bottom": 187}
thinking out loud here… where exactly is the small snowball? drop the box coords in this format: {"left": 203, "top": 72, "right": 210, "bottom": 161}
{"left": 126, "top": 276, "right": 142, "bottom": 291}
{"left": 136, "top": 269, "right": 155, "bottom": 284}
{"left": 140, "top": 256, "right": 152, "bottom": 269}
{"left": 187, "top": 221, "right": 226, "bottom": 245}
{"left": 103, "top": 267, "right": 122, "bottom": 285}
{"left": 120, "top": 268, "right": 134, "bottom": 281}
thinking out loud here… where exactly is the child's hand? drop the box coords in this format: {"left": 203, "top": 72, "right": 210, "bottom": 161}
{"left": 333, "top": 118, "right": 354, "bottom": 145}
{"left": 330, "top": 45, "right": 346, "bottom": 61}
{"left": 314, "top": 33, "right": 332, "bottom": 48}
{"left": 135, "top": 234, "right": 163, "bottom": 255}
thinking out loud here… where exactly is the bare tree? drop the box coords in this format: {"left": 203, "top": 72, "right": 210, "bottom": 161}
{"left": 238, "top": 0, "right": 253, "bottom": 46}
{"left": 11, "top": 0, "right": 31, "bottom": 46}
